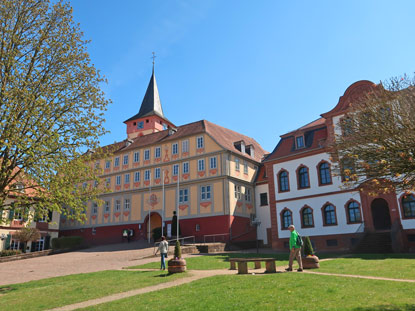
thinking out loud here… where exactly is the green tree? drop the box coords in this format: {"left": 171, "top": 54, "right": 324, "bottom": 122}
{"left": 330, "top": 74, "right": 415, "bottom": 193}
{"left": 13, "top": 227, "right": 41, "bottom": 253}
{"left": 0, "top": 0, "right": 110, "bottom": 221}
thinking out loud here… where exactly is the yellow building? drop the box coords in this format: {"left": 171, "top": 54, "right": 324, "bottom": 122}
{"left": 59, "top": 69, "right": 267, "bottom": 245}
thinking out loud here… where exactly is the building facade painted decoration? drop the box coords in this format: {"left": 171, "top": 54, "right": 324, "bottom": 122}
{"left": 59, "top": 69, "right": 267, "bottom": 246}
{"left": 261, "top": 80, "right": 415, "bottom": 252}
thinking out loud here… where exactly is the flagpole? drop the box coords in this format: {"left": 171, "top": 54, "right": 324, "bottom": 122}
{"left": 148, "top": 171, "right": 152, "bottom": 244}
{"left": 177, "top": 168, "right": 180, "bottom": 241}
{"left": 162, "top": 169, "right": 165, "bottom": 237}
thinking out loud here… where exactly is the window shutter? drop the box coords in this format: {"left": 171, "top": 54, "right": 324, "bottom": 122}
{"left": 5, "top": 234, "right": 11, "bottom": 250}
{"left": 8, "top": 210, "right": 14, "bottom": 220}
{"left": 45, "top": 236, "right": 51, "bottom": 250}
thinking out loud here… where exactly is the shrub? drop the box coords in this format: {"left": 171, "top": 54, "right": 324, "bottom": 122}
{"left": 174, "top": 240, "right": 182, "bottom": 259}
{"left": 303, "top": 236, "right": 315, "bottom": 256}
{"left": 0, "top": 249, "right": 22, "bottom": 257}
{"left": 51, "top": 236, "right": 83, "bottom": 250}
{"left": 152, "top": 227, "right": 162, "bottom": 241}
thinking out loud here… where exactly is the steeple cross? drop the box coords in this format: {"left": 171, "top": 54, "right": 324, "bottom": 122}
{"left": 151, "top": 52, "right": 156, "bottom": 68}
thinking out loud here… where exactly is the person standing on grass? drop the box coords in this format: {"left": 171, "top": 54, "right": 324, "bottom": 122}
{"left": 155, "top": 236, "right": 169, "bottom": 270}
{"left": 285, "top": 225, "right": 303, "bottom": 272}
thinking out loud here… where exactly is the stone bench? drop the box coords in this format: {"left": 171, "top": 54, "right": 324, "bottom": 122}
{"left": 229, "top": 258, "right": 277, "bottom": 274}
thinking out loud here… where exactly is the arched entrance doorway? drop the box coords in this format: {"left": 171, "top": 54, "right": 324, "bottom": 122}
{"left": 371, "top": 198, "right": 391, "bottom": 230}
{"left": 146, "top": 212, "right": 162, "bottom": 238}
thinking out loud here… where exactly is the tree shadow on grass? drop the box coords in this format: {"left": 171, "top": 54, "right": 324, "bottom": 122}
{"left": 337, "top": 253, "right": 415, "bottom": 260}
{"left": 354, "top": 304, "right": 415, "bottom": 311}
{"left": 0, "top": 286, "right": 15, "bottom": 294}
{"left": 153, "top": 272, "right": 185, "bottom": 278}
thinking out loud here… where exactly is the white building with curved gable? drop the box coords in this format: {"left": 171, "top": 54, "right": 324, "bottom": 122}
{"left": 259, "top": 81, "right": 415, "bottom": 252}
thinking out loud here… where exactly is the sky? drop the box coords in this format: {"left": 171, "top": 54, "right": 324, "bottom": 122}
{"left": 70, "top": 0, "right": 415, "bottom": 153}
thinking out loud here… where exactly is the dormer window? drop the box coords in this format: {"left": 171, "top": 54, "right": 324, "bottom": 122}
{"left": 137, "top": 121, "right": 144, "bottom": 129}
{"left": 15, "top": 183, "right": 24, "bottom": 193}
{"left": 296, "top": 136, "right": 304, "bottom": 149}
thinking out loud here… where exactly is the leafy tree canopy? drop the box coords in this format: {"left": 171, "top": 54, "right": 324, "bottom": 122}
{"left": 330, "top": 74, "right": 415, "bottom": 194}
{"left": 0, "top": 0, "right": 110, "bottom": 222}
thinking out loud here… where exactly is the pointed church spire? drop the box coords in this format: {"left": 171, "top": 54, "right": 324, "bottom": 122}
{"left": 124, "top": 54, "right": 165, "bottom": 123}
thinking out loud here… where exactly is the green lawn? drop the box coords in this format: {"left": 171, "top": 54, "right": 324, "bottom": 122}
{"left": 319, "top": 253, "right": 415, "bottom": 280}
{"left": 0, "top": 270, "right": 187, "bottom": 311}
{"left": 3, "top": 253, "right": 415, "bottom": 311}
{"left": 80, "top": 273, "right": 415, "bottom": 311}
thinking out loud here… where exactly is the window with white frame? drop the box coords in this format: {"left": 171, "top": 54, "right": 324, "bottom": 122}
{"left": 173, "top": 164, "right": 179, "bottom": 176}
{"left": 94, "top": 180, "right": 98, "bottom": 188}
{"left": 104, "top": 201, "right": 110, "bottom": 213}
{"left": 197, "top": 136, "right": 204, "bottom": 149}
{"left": 32, "top": 237, "right": 45, "bottom": 252}
{"left": 116, "top": 175, "right": 121, "bottom": 185}
{"left": 10, "top": 240, "right": 20, "bottom": 250}
{"left": 155, "top": 168, "right": 161, "bottom": 179}
{"left": 134, "top": 171, "right": 140, "bottom": 182}
{"left": 183, "top": 162, "right": 189, "bottom": 174}
{"left": 179, "top": 188, "right": 189, "bottom": 203}
{"left": 182, "top": 140, "right": 189, "bottom": 153}
{"left": 245, "top": 188, "right": 251, "bottom": 201}
{"left": 14, "top": 210, "right": 23, "bottom": 221}
{"left": 123, "top": 154, "right": 129, "bottom": 166}
{"left": 201, "top": 185, "right": 211, "bottom": 200}
{"left": 134, "top": 151, "right": 140, "bottom": 163}
{"left": 15, "top": 183, "right": 24, "bottom": 193}
{"left": 82, "top": 182, "right": 87, "bottom": 189}
{"left": 124, "top": 173, "right": 130, "bottom": 184}
{"left": 243, "top": 160, "right": 248, "bottom": 174}
{"left": 124, "top": 199, "right": 130, "bottom": 210}
{"left": 114, "top": 157, "right": 120, "bottom": 167}
{"left": 235, "top": 158, "right": 240, "bottom": 171}
{"left": 172, "top": 143, "right": 178, "bottom": 155}
{"left": 210, "top": 157, "right": 217, "bottom": 169}
{"left": 144, "top": 169, "right": 150, "bottom": 181}
{"left": 296, "top": 136, "right": 305, "bottom": 149}
{"left": 198, "top": 159, "right": 205, "bottom": 171}
{"left": 234, "top": 185, "right": 242, "bottom": 200}
{"left": 115, "top": 200, "right": 121, "bottom": 212}
{"left": 92, "top": 203, "right": 98, "bottom": 214}
{"left": 105, "top": 160, "right": 111, "bottom": 169}
{"left": 144, "top": 149, "right": 150, "bottom": 161}
{"left": 106, "top": 177, "right": 111, "bottom": 187}
{"left": 155, "top": 147, "right": 161, "bottom": 159}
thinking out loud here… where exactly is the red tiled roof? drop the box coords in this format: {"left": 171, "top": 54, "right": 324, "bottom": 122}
{"left": 282, "top": 118, "right": 326, "bottom": 138}
{"left": 255, "top": 165, "right": 268, "bottom": 184}
{"left": 101, "top": 120, "right": 267, "bottom": 163}
{"left": 265, "top": 125, "right": 327, "bottom": 162}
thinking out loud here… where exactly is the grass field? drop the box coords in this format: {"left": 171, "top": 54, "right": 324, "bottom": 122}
{"left": 2, "top": 253, "right": 415, "bottom": 311}
{"left": 79, "top": 273, "right": 415, "bottom": 311}
{"left": 318, "top": 253, "right": 415, "bottom": 280}
{"left": 0, "top": 270, "right": 186, "bottom": 311}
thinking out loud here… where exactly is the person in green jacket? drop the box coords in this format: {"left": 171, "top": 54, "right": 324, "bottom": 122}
{"left": 285, "top": 225, "right": 303, "bottom": 272}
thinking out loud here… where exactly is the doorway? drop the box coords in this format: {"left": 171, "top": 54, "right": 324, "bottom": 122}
{"left": 147, "top": 213, "right": 162, "bottom": 237}
{"left": 371, "top": 198, "right": 391, "bottom": 230}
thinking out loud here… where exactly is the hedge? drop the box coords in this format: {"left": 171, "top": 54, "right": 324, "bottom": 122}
{"left": 51, "top": 236, "right": 83, "bottom": 250}
{"left": 0, "top": 249, "right": 22, "bottom": 257}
